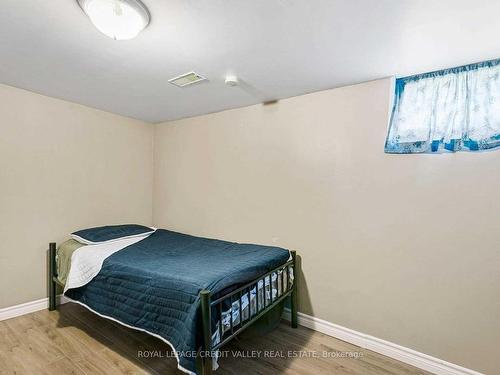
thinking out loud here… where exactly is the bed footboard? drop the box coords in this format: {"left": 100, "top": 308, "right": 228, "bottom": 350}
{"left": 199, "top": 250, "right": 298, "bottom": 375}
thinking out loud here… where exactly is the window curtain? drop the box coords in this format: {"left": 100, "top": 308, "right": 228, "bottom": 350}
{"left": 385, "top": 58, "right": 500, "bottom": 153}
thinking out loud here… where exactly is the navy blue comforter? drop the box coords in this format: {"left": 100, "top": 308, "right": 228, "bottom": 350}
{"left": 65, "top": 229, "right": 290, "bottom": 373}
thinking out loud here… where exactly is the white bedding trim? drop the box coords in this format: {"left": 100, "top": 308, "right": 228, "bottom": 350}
{"left": 71, "top": 228, "right": 156, "bottom": 245}
{"left": 64, "top": 234, "right": 151, "bottom": 293}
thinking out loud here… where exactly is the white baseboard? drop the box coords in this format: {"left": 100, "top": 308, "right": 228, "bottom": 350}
{"left": 0, "top": 295, "right": 69, "bottom": 321}
{"left": 283, "top": 309, "right": 483, "bottom": 375}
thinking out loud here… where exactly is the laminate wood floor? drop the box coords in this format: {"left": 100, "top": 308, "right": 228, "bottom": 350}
{"left": 0, "top": 303, "right": 431, "bottom": 375}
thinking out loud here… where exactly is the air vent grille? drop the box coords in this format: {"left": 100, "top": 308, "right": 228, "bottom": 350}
{"left": 168, "top": 72, "right": 207, "bottom": 87}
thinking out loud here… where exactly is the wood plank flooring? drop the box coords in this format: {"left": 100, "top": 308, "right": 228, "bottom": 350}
{"left": 0, "top": 303, "right": 431, "bottom": 375}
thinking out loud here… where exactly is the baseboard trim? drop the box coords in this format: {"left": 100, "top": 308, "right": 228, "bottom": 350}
{"left": 282, "top": 309, "right": 483, "bottom": 375}
{"left": 0, "top": 295, "right": 69, "bottom": 321}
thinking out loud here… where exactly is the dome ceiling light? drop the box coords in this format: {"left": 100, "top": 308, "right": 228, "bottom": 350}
{"left": 77, "top": 0, "right": 150, "bottom": 41}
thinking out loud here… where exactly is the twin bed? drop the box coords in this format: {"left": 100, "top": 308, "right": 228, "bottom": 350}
{"left": 48, "top": 225, "right": 297, "bottom": 375}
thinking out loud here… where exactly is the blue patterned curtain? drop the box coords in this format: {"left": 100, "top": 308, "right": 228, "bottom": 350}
{"left": 385, "top": 58, "right": 500, "bottom": 153}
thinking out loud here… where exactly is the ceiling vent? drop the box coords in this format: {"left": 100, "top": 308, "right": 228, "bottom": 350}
{"left": 168, "top": 72, "right": 207, "bottom": 87}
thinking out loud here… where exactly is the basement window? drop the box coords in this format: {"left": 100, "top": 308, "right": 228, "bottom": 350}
{"left": 385, "top": 58, "right": 500, "bottom": 153}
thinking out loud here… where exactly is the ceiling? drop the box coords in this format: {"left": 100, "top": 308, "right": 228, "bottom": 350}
{"left": 1, "top": 0, "right": 499, "bottom": 123}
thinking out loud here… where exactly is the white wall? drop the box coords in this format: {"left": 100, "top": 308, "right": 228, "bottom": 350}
{"left": 153, "top": 78, "right": 500, "bottom": 374}
{"left": 0, "top": 84, "right": 153, "bottom": 308}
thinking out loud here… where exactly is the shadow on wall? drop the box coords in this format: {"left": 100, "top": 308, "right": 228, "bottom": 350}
{"left": 296, "top": 254, "right": 313, "bottom": 317}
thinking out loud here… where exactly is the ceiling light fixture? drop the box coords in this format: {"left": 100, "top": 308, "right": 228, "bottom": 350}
{"left": 77, "top": 0, "right": 150, "bottom": 41}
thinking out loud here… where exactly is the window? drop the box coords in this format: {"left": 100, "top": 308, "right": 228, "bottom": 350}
{"left": 385, "top": 59, "right": 500, "bottom": 153}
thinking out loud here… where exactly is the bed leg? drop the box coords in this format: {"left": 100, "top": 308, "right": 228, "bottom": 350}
{"left": 290, "top": 250, "right": 298, "bottom": 328}
{"left": 49, "top": 242, "right": 57, "bottom": 311}
{"left": 200, "top": 289, "right": 213, "bottom": 375}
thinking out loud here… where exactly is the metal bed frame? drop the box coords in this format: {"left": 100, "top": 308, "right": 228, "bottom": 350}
{"left": 48, "top": 242, "right": 298, "bottom": 375}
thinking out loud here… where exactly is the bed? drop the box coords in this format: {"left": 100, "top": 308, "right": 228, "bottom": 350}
{"left": 48, "top": 226, "right": 298, "bottom": 375}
